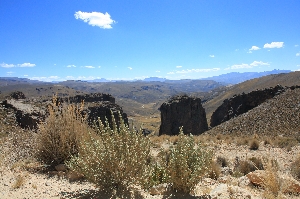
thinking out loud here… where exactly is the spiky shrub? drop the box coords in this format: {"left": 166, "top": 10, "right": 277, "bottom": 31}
{"left": 36, "top": 97, "right": 88, "bottom": 166}
{"left": 67, "top": 113, "right": 151, "bottom": 193}
{"left": 168, "top": 127, "right": 213, "bottom": 193}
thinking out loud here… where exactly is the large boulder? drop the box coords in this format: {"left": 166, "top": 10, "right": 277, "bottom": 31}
{"left": 210, "top": 85, "right": 285, "bottom": 127}
{"left": 159, "top": 95, "right": 208, "bottom": 135}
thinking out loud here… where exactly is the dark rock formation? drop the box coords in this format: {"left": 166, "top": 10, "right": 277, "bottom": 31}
{"left": 56, "top": 93, "right": 115, "bottom": 104}
{"left": 10, "top": 91, "right": 26, "bottom": 99}
{"left": 210, "top": 85, "right": 285, "bottom": 127}
{"left": 159, "top": 95, "right": 208, "bottom": 135}
{"left": 85, "top": 101, "right": 128, "bottom": 129}
{"left": 2, "top": 99, "right": 45, "bottom": 129}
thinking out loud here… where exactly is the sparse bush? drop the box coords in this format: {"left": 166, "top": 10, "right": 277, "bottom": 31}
{"left": 167, "top": 127, "right": 213, "bottom": 193}
{"left": 249, "top": 157, "right": 264, "bottom": 170}
{"left": 216, "top": 156, "right": 229, "bottom": 167}
{"left": 36, "top": 97, "right": 88, "bottom": 167}
{"left": 291, "top": 156, "right": 300, "bottom": 181}
{"left": 249, "top": 139, "right": 259, "bottom": 150}
{"left": 68, "top": 113, "right": 151, "bottom": 193}
{"left": 273, "top": 136, "right": 298, "bottom": 150}
{"left": 238, "top": 160, "right": 256, "bottom": 175}
{"left": 208, "top": 161, "right": 221, "bottom": 180}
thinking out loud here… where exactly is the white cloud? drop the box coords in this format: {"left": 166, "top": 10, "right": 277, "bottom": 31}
{"left": 209, "top": 55, "right": 215, "bottom": 58}
{"left": 295, "top": 45, "right": 299, "bottom": 47}
{"left": 74, "top": 11, "right": 115, "bottom": 29}
{"left": 168, "top": 68, "right": 220, "bottom": 75}
{"left": 24, "top": 75, "right": 28, "bottom": 77}
{"left": 263, "top": 42, "right": 284, "bottom": 49}
{"left": 18, "top": 63, "right": 36, "bottom": 67}
{"left": 250, "top": 61, "right": 269, "bottom": 66}
{"left": 296, "top": 52, "right": 300, "bottom": 56}
{"left": 249, "top": 46, "right": 260, "bottom": 51}
{"left": 85, "top": 66, "right": 95, "bottom": 69}
{"left": 227, "top": 61, "right": 270, "bottom": 70}
{"left": 1, "top": 62, "right": 36, "bottom": 68}
{"left": 156, "top": 70, "right": 160, "bottom": 73}
{"left": 176, "top": 66, "right": 182, "bottom": 68}
{"left": 0, "top": 63, "right": 15, "bottom": 68}
{"left": 7, "top": 71, "right": 14, "bottom": 74}
{"left": 67, "top": 65, "right": 76, "bottom": 68}
{"left": 128, "top": 67, "right": 133, "bottom": 70}
{"left": 98, "top": 66, "right": 101, "bottom": 68}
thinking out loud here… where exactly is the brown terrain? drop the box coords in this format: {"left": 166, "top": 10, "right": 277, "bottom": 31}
{"left": 1, "top": 71, "right": 300, "bottom": 198}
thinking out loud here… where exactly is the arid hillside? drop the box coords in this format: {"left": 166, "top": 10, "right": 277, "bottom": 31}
{"left": 203, "top": 71, "right": 300, "bottom": 125}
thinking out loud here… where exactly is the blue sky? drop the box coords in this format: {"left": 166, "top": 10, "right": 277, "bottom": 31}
{"left": 1, "top": 0, "right": 300, "bottom": 82}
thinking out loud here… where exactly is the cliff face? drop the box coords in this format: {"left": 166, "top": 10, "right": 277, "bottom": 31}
{"left": 159, "top": 95, "right": 208, "bottom": 135}
{"left": 210, "top": 85, "right": 285, "bottom": 127}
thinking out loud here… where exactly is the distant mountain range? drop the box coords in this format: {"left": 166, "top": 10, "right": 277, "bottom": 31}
{"left": 200, "top": 69, "right": 291, "bottom": 84}
{"left": 0, "top": 69, "right": 292, "bottom": 85}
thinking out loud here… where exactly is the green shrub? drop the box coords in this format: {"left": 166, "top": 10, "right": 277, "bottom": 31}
{"left": 36, "top": 98, "right": 87, "bottom": 166}
{"left": 167, "top": 127, "right": 213, "bottom": 193}
{"left": 67, "top": 113, "right": 151, "bottom": 193}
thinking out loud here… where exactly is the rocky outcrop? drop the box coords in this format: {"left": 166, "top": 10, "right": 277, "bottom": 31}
{"left": 210, "top": 85, "right": 285, "bottom": 127}
{"left": 159, "top": 95, "right": 208, "bottom": 135}
{"left": 1, "top": 92, "right": 127, "bottom": 130}
{"left": 85, "top": 101, "right": 128, "bottom": 128}
{"left": 207, "top": 87, "right": 300, "bottom": 136}
{"left": 10, "top": 91, "right": 26, "bottom": 99}
{"left": 2, "top": 99, "right": 45, "bottom": 129}
{"left": 57, "top": 93, "right": 115, "bottom": 104}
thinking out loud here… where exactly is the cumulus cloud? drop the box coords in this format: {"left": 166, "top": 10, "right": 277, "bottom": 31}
{"left": 128, "top": 67, "right": 133, "bottom": 70}
{"left": 176, "top": 66, "right": 182, "bottom": 68}
{"left": 209, "top": 55, "right": 215, "bottom": 58}
{"left": 263, "top": 42, "right": 284, "bottom": 49}
{"left": 249, "top": 46, "right": 260, "bottom": 51}
{"left": 167, "top": 72, "right": 175, "bottom": 75}
{"left": 156, "top": 70, "right": 160, "bottom": 73}
{"left": 296, "top": 52, "right": 300, "bottom": 56}
{"left": 67, "top": 65, "right": 76, "bottom": 68}
{"left": 74, "top": 11, "right": 115, "bottom": 29}
{"left": 226, "top": 61, "right": 270, "bottom": 70}
{"left": 85, "top": 66, "right": 95, "bottom": 69}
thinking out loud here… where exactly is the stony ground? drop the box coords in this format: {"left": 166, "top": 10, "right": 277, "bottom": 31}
{"left": 1, "top": 137, "right": 300, "bottom": 199}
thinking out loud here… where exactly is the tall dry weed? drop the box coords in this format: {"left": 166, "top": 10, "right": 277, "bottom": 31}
{"left": 36, "top": 97, "right": 89, "bottom": 166}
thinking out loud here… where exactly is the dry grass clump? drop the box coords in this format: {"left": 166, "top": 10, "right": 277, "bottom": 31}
{"left": 262, "top": 159, "right": 281, "bottom": 199}
{"left": 167, "top": 127, "right": 213, "bottom": 193}
{"left": 272, "top": 136, "right": 298, "bottom": 151}
{"left": 68, "top": 113, "right": 151, "bottom": 193}
{"left": 36, "top": 97, "right": 89, "bottom": 167}
{"left": 235, "top": 157, "right": 264, "bottom": 176}
{"left": 216, "top": 156, "right": 229, "bottom": 167}
{"left": 207, "top": 161, "right": 221, "bottom": 180}
{"left": 249, "top": 139, "right": 260, "bottom": 150}
{"left": 12, "top": 174, "right": 26, "bottom": 189}
{"left": 290, "top": 156, "right": 300, "bottom": 181}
